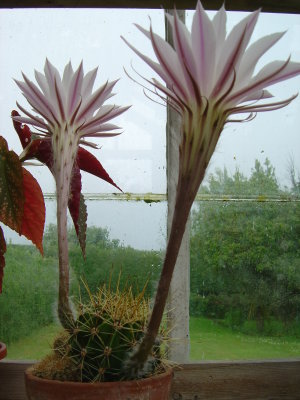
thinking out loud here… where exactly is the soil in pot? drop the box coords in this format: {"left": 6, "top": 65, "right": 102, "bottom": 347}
{"left": 25, "top": 367, "right": 173, "bottom": 400}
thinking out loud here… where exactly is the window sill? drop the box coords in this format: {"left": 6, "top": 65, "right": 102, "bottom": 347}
{"left": 1, "top": 359, "right": 300, "bottom": 399}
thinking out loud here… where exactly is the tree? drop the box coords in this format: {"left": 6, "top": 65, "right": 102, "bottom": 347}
{"left": 191, "top": 159, "right": 300, "bottom": 334}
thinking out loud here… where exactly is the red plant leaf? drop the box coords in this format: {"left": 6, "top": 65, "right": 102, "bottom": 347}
{"left": 68, "top": 166, "right": 87, "bottom": 256}
{"left": 21, "top": 168, "right": 45, "bottom": 255}
{"left": 77, "top": 147, "right": 122, "bottom": 192}
{"left": 0, "top": 226, "right": 6, "bottom": 293}
{"left": 12, "top": 111, "right": 53, "bottom": 167}
{"left": 0, "top": 136, "right": 24, "bottom": 232}
{"left": 77, "top": 194, "right": 87, "bottom": 257}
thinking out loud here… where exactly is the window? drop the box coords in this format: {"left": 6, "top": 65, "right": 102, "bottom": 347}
{"left": 0, "top": 2, "right": 299, "bottom": 399}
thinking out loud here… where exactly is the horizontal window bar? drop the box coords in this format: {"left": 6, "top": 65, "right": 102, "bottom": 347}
{"left": 42, "top": 193, "right": 300, "bottom": 202}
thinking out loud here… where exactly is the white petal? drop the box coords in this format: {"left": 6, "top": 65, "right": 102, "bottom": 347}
{"left": 192, "top": 0, "right": 216, "bottom": 95}
{"left": 166, "top": 13, "right": 199, "bottom": 101}
{"left": 136, "top": 23, "right": 190, "bottom": 101}
{"left": 229, "top": 59, "right": 300, "bottom": 104}
{"left": 83, "top": 122, "right": 120, "bottom": 135}
{"left": 44, "top": 59, "right": 62, "bottom": 121}
{"left": 12, "top": 115, "right": 47, "bottom": 129}
{"left": 241, "top": 89, "right": 273, "bottom": 102}
{"left": 34, "top": 70, "right": 49, "bottom": 97}
{"left": 212, "top": 4, "right": 227, "bottom": 53}
{"left": 76, "top": 80, "right": 118, "bottom": 122}
{"left": 62, "top": 61, "right": 74, "bottom": 92}
{"left": 212, "top": 9, "right": 260, "bottom": 98}
{"left": 121, "top": 35, "right": 173, "bottom": 87}
{"left": 15, "top": 78, "right": 54, "bottom": 122}
{"left": 67, "top": 61, "right": 83, "bottom": 116}
{"left": 82, "top": 67, "right": 98, "bottom": 98}
{"left": 237, "top": 31, "right": 286, "bottom": 86}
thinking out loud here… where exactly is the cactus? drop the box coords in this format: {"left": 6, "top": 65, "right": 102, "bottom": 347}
{"left": 64, "top": 280, "right": 160, "bottom": 382}
{"left": 33, "top": 279, "right": 167, "bottom": 383}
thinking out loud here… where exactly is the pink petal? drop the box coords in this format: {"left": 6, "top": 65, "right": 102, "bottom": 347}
{"left": 67, "top": 61, "right": 83, "bottom": 116}
{"left": 191, "top": 0, "right": 216, "bottom": 95}
{"left": 62, "top": 61, "right": 74, "bottom": 92}
{"left": 212, "top": 4, "right": 227, "bottom": 52}
{"left": 82, "top": 67, "right": 98, "bottom": 98}
{"left": 135, "top": 23, "right": 190, "bottom": 101}
{"left": 229, "top": 59, "right": 300, "bottom": 104}
{"left": 121, "top": 35, "right": 173, "bottom": 87}
{"left": 237, "top": 31, "right": 286, "bottom": 86}
{"left": 76, "top": 80, "right": 118, "bottom": 122}
{"left": 212, "top": 9, "right": 260, "bottom": 98}
{"left": 166, "top": 13, "right": 199, "bottom": 101}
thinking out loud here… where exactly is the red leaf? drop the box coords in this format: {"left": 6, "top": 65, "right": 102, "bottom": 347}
{"left": 0, "top": 136, "right": 24, "bottom": 233}
{"left": 21, "top": 168, "right": 45, "bottom": 255}
{"left": 0, "top": 226, "right": 6, "bottom": 294}
{"left": 12, "top": 111, "right": 53, "bottom": 167}
{"left": 68, "top": 166, "right": 87, "bottom": 256}
{"left": 77, "top": 147, "right": 122, "bottom": 192}
{"left": 12, "top": 110, "right": 31, "bottom": 148}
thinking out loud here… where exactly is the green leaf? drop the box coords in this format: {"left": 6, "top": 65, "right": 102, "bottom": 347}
{"left": 0, "top": 136, "right": 24, "bottom": 232}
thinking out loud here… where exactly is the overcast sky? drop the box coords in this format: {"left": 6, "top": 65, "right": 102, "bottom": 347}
{"left": 0, "top": 7, "right": 299, "bottom": 249}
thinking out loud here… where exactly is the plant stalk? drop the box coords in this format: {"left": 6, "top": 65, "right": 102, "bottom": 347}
{"left": 130, "top": 182, "right": 194, "bottom": 368}
{"left": 56, "top": 179, "right": 74, "bottom": 329}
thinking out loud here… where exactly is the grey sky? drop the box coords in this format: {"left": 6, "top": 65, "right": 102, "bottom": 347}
{"left": 0, "top": 8, "right": 299, "bottom": 249}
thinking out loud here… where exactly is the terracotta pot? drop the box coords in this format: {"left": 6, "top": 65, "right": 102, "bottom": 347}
{"left": 25, "top": 367, "right": 173, "bottom": 400}
{"left": 0, "top": 342, "right": 7, "bottom": 360}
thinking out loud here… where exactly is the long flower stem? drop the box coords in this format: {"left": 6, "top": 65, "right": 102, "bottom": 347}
{"left": 54, "top": 131, "right": 77, "bottom": 330}
{"left": 56, "top": 179, "right": 74, "bottom": 329}
{"left": 130, "top": 183, "right": 193, "bottom": 368}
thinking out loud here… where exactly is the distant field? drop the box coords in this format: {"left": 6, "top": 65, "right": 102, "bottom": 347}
{"left": 6, "top": 317, "right": 300, "bottom": 360}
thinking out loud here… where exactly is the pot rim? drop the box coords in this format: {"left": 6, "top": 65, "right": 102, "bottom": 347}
{"left": 0, "top": 341, "right": 7, "bottom": 360}
{"left": 25, "top": 365, "right": 173, "bottom": 387}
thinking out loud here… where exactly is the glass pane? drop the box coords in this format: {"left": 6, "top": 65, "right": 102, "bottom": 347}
{"left": 0, "top": 8, "right": 167, "bottom": 360}
{"left": 190, "top": 200, "right": 300, "bottom": 361}
{"left": 1, "top": 199, "right": 166, "bottom": 360}
{"left": 0, "top": 8, "right": 166, "bottom": 194}
{"left": 187, "top": 11, "right": 300, "bottom": 361}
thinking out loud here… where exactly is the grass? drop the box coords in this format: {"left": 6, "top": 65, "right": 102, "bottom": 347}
{"left": 190, "top": 317, "right": 300, "bottom": 361}
{"left": 6, "top": 324, "right": 61, "bottom": 360}
{"left": 5, "top": 317, "right": 300, "bottom": 360}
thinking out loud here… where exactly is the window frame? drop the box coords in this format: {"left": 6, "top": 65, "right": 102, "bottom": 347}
{"left": 0, "top": 1, "right": 299, "bottom": 399}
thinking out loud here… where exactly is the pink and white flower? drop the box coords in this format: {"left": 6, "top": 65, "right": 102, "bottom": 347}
{"left": 122, "top": 1, "right": 300, "bottom": 370}
{"left": 122, "top": 2, "right": 300, "bottom": 203}
{"left": 13, "top": 60, "right": 129, "bottom": 328}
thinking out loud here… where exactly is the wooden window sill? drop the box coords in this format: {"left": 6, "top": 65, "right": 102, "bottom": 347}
{"left": 1, "top": 359, "right": 300, "bottom": 399}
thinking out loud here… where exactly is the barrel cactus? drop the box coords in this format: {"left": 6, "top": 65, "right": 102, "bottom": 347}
{"left": 49, "top": 281, "right": 165, "bottom": 382}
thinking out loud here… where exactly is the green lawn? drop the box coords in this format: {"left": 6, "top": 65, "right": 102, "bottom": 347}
{"left": 5, "top": 317, "right": 300, "bottom": 360}
{"left": 190, "top": 317, "right": 300, "bottom": 360}
{"left": 6, "top": 324, "right": 61, "bottom": 360}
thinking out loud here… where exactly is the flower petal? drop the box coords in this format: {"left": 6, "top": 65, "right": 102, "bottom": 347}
{"left": 236, "top": 31, "right": 286, "bottom": 87}
{"left": 67, "top": 61, "right": 84, "bottom": 116}
{"left": 191, "top": 0, "right": 216, "bottom": 95}
{"left": 82, "top": 67, "right": 98, "bottom": 98}
{"left": 136, "top": 23, "right": 190, "bottom": 101}
{"left": 212, "top": 4, "right": 227, "bottom": 53}
{"left": 229, "top": 59, "right": 300, "bottom": 104}
{"left": 212, "top": 9, "right": 260, "bottom": 98}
